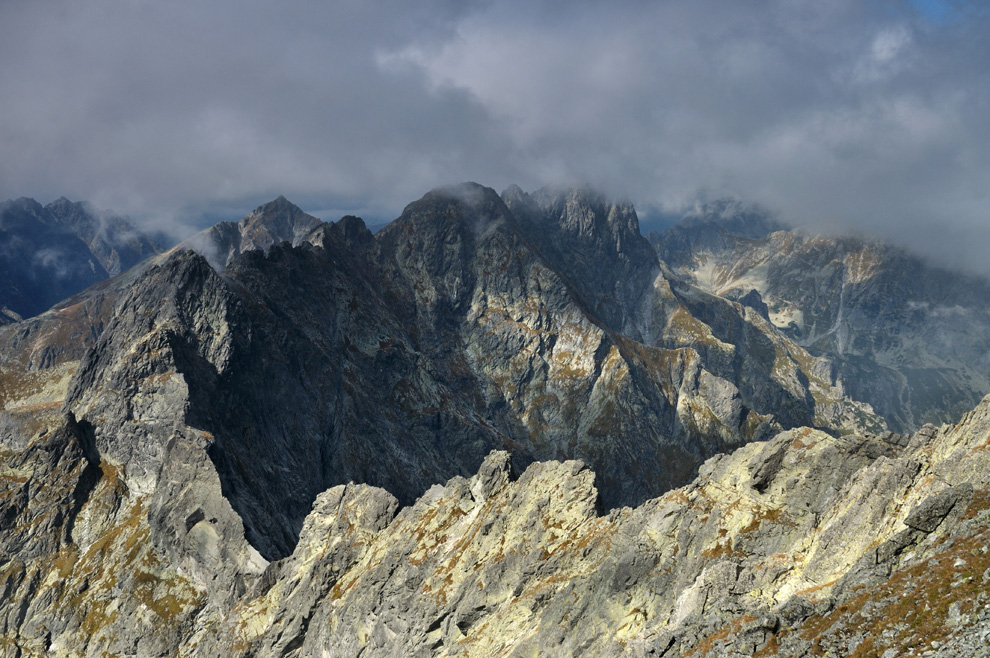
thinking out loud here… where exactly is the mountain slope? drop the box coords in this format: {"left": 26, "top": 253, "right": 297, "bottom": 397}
{"left": 4, "top": 380, "right": 989, "bottom": 655}
{"left": 176, "top": 195, "right": 323, "bottom": 270}
{"left": 5, "top": 184, "right": 884, "bottom": 563}
{"left": 200, "top": 396, "right": 990, "bottom": 657}
{"left": 0, "top": 195, "right": 327, "bottom": 409}
{"left": 0, "top": 184, "right": 987, "bottom": 656}
{"left": 44, "top": 197, "right": 159, "bottom": 276}
{"left": 0, "top": 197, "right": 160, "bottom": 325}
{"left": 654, "top": 202, "right": 990, "bottom": 432}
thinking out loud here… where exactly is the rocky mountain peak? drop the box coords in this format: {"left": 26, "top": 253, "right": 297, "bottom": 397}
{"left": 421, "top": 182, "right": 512, "bottom": 224}
{"left": 500, "top": 183, "right": 526, "bottom": 201}
{"left": 375, "top": 183, "right": 519, "bottom": 326}
{"left": 500, "top": 184, "right": 658, "bottom": 330}
{"left": 531, "top": 185, "right": 642, "bottom": 246}
{"left": 0, "top": 196, "right": 47, "bottom": 225}
{"left": 379, "top": 183, "right": 516, "bottom": 256}
{"left": 44, "top": 196, "right": 88, "bottom": 224}
{"left": 330, "top": 214, "right": 373, "bottom": 244}
{"left": 4, "top": 181, "right": 990, "bottom": 655}
{"left": 237, "top": 196, "right": 322, "bottom": 247}
{"left": 303, "top": 215, "right": 375, "bottom": 254}
{"left": 241, "top": 194, "right": 294, "bottom": 220}
{"left": 523, "top": 185, "right": 656, "bottom": 273}
{"left": 43, "top": 197, "right": 160, "bottom": 276}
{"left": 178, "top": 196, "right": 324, "bottom": 270}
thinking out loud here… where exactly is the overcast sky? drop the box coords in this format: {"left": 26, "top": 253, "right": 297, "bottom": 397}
{"left": 1, "top": 0, "right": 988, "bottom": 271}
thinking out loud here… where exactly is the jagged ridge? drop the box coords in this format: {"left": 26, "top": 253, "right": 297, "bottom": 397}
{"left": 57, "top": 184, "right": 887, "bottom": 558}
{"left": 2, "top": 184, "right": 987, "bottom": 656}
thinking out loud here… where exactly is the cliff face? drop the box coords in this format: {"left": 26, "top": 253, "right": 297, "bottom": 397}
{"left": 0, "top": 184, "right": 986, "bottom": 656}
{"left": 4, "top": 386, "right": 989, "bottom": 656}
{"left": 42, "top": 183, "right": 881, "bottom": 540}
{"left": 374, "top": 183, "right": 883, "bottom": 505}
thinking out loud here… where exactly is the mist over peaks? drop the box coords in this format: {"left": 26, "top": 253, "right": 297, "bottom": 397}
{"left": 1, "top": 1, "right": 988, "bottom": 273}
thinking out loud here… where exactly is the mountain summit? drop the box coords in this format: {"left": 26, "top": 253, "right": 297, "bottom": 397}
{"left": 176, "top": 195, "right": 323, "bottom": 270}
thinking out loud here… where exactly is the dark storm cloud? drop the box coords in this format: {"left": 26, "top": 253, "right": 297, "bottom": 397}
{"left": 0, "top": 0, "right": 512, "bottom": 233}
{"left": 1, "top": 0, "right": 988, "bottom": 271}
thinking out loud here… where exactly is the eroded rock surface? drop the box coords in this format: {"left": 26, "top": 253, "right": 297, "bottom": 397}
{"left": 20, "top": 183, "right": 885, "bottom": 543}
{"left": 3, "top": 385, "right": 990, "bottom": 655}
{"left": 2, "top": 184, "right": 988, "bottom": 656}
{"left": 201, "top": 396, "right": 990, "bottom": 657}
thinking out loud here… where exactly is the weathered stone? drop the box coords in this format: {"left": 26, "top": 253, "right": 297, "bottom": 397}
{"left": 2, "top": 187, "right": 990, "bottom": 656}
{"left": 905, "top": 484, "right": 973, "bottom": 533}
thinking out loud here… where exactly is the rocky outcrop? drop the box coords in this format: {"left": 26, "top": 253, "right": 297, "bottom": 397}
{"left": 187, "top": 394, "right": 990, "bottom": 656}
{"left": 2, "top": 389, "right": 986, "bottom": 655}
{"left": 177, "top": 195, "right": 323, "bottom": 270}
{"left": 503, "top": 184, "right": 659, "bottom": 333}
{"left": 5, "top": 185, "right": 890, "bottom": 564}
{"left": 4, "top": 183, "right": 988, "bottom": 656}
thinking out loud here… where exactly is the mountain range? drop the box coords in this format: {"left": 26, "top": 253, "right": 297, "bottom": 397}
{"left": 653, "top": 199, "right": 990, "bottom": 432}
{"left": 0, "top": 197, "right": 160, "bottom": 325}
{"left": 0, "top": 184, "right": 988, "bottom": 656}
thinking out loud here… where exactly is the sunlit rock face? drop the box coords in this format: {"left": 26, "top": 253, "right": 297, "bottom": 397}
{"left": 202, "top": 397, "right": 990, "bottom": 657}
{"left": 5, "top": 391, "right": 988, "bottom": 655}
{"left": 653, "top": 200, "right": 990, "bottom": 432}
{"left": 3, "top": 184, "right": 988, "bottom": 656}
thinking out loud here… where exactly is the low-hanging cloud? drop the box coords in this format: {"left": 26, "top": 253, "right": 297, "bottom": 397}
{"left": 1, "top": 0, "right": 988, "bottom": 272}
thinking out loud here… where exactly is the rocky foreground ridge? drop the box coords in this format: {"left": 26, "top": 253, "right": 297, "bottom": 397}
{"left": 3, "top": 392, "right": 990, "bottom": 656}
{"left": 1, "top": 183, "right": 989, "bottom": 655}
{"left": 198, "top": 398, "right": 990, "bottom": 657}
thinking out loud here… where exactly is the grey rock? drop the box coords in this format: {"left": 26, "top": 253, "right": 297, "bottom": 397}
{"left": 905, "top": 484, "right": 972, "bottom": 533}
{"left": 655, "top": 202, "right": 990, "bottom": 432}
{"left": 3, "top": 185, "right": 990, "bottom": 656}
{"left": 176, "top": 195, "right": 323, "bottom": 270}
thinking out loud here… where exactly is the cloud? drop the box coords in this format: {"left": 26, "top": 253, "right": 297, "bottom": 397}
{"left": 0, "top": 0, "right": 499, "bottom": 222}
{"left": 1, "top": 0, "right": 989, "bottom": 273}
{"left": 31, "top": 247, "right": 89, "bottom": 280}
